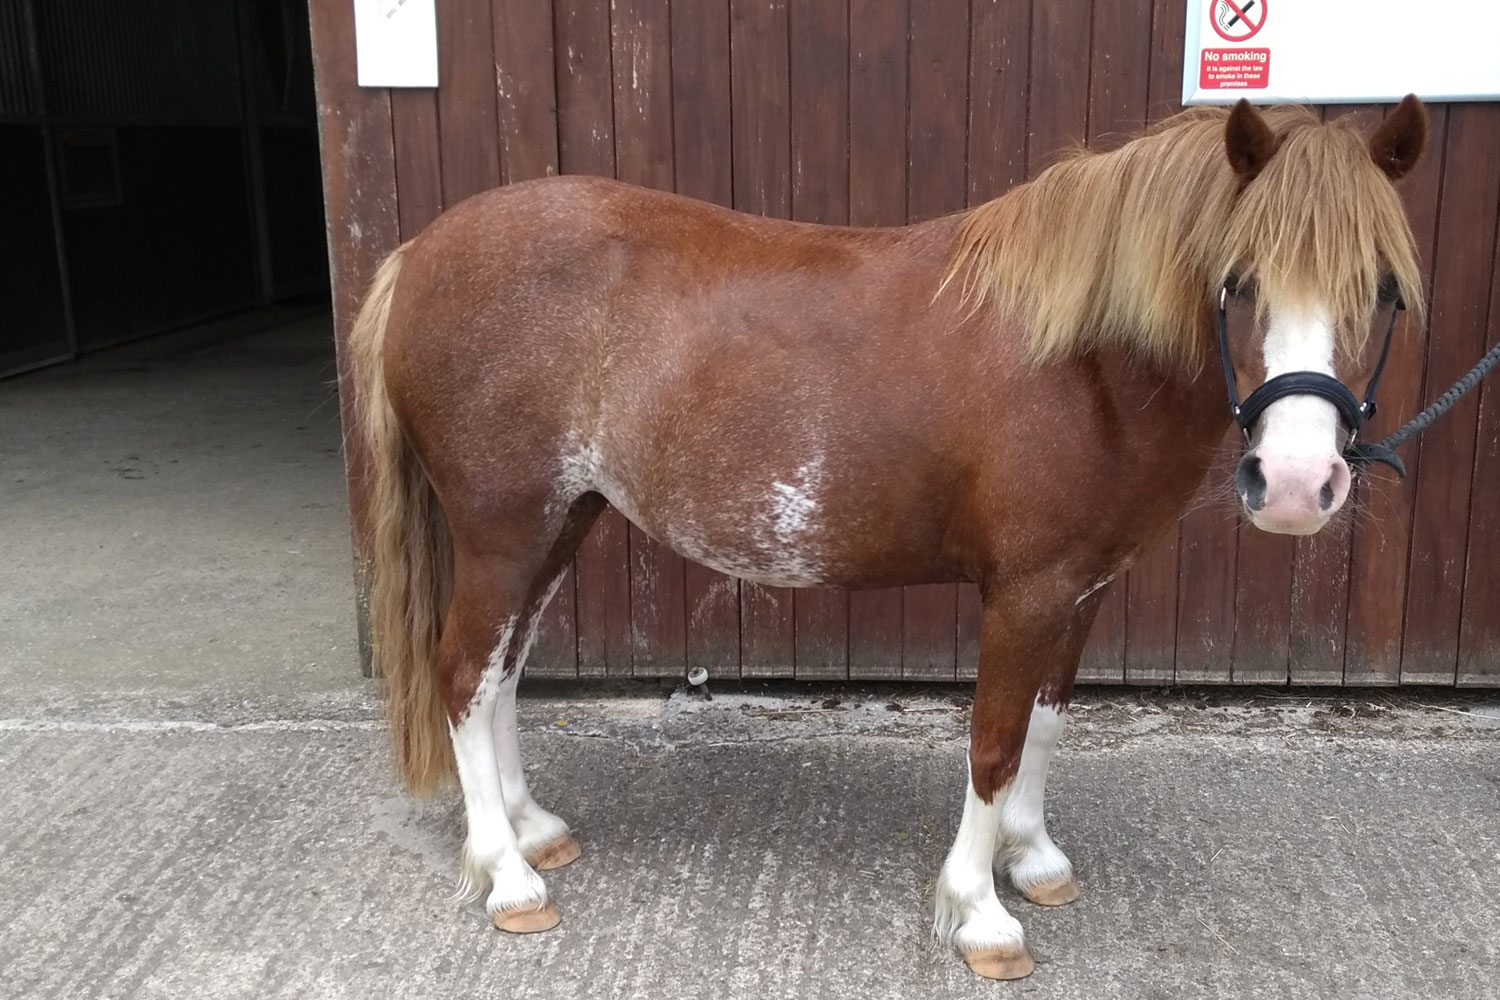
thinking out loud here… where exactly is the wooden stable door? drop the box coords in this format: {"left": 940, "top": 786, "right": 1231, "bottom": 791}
{"left": 310, "top": 0, "right": 1500, "bottom": 686}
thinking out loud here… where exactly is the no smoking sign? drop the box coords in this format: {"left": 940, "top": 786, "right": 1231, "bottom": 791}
{"left": 1212, "top": 0, "right": 1265, "bottom": 42}
{"left": 1202, "top": 0, "right": 1269, "bottom": 90}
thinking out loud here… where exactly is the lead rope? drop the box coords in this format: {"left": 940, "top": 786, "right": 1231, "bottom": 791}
{"left": 1372, "top": 337, "right": 1500, "bottom": 456}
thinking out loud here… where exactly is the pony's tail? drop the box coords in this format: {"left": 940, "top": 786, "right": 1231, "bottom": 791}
{"left": 349, "top": 242, "right": 456, "bottom": 795}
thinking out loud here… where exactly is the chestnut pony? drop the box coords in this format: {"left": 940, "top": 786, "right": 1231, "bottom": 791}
{"left": 349, "top": 99, "right": 1427, "bottom": 979}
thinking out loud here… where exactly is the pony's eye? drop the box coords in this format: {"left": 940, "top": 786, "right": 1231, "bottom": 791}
{"left": 1376, "top": 273, "right": 1400, "bottom": 304}
{"left": 1224, "top": 273, "right": 1254, "bottom": 298}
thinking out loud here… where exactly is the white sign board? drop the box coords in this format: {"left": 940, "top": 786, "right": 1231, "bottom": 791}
{"left": 1183, "top": 0, "right": 1500, "bottom": 105}
{"left": 353, "top": 0, "right": 439, "bottom": 88}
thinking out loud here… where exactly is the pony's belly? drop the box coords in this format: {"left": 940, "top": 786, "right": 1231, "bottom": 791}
{"left": 660, "top": 527, "right": 827, "bottom": 588}
{"left": 597, "top": 477, "right": 833, "bottom": 588}
{"left": 576, "top": 435, "right": 855, "bottom": 588}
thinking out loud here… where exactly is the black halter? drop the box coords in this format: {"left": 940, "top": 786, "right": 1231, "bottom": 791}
{"left": 1216, "top": 283, "right": 1406, "bottom": 477}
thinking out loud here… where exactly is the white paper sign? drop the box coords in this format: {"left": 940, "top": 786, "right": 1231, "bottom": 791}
{"left": 1183, "top": 0, "right": 1500, "bottom": 105}
{"left": 354, "top": 0, "right": 439, "bottom": 88}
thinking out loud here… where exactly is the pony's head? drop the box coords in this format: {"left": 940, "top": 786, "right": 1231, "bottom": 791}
{"left": 948, "top": 97, "right": 1427, "bottom": 535}
{"left": 1214, "top": 97, "right": 1425, "bottom": 534}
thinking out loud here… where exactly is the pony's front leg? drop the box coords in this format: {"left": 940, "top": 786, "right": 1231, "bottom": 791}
{"left": 935, "top": 595, "right": 1092, "bottom": 980}
{"left": 998, "top": 697, "right": 1079, "bottom": 906}
{"left": 935, "top": 761, "right": 1031, "bottom": 980}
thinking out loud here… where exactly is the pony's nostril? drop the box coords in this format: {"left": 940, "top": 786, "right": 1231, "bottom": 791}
{"left": 1319, "top": 479, "right": 1336, "bottom": 511}
{"left": 1235, "top": 453, "right": 1267, "bottom": 512}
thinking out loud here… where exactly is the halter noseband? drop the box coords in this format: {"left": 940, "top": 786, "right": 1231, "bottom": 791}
{"left": 1216, "top": 282, "right": 1407, "bottom": 477}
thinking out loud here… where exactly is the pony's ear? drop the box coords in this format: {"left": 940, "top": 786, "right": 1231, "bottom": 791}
{"left": 1224, "top": 99, "right": 1279, "bottom": 183}
{"left": 1369, "top": 94, "right": 1427, "bottom": 180}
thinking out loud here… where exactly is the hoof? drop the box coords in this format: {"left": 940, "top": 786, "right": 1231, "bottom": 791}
{"left": 492, "top": 902, "right": 562, "bottom": 934}
{"left": 963, "top": 944, "right": 1036, "bottom": 981}
{"left": 1020, "top": 875, "right": 1080, "bottom": 907}
{"left": 526, "top": 834, "right": 581, "bottom": 872}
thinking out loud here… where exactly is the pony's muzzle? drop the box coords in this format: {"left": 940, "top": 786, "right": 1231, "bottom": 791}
{"left": 1236, "top": 447, "right": 1350, "bottom": 535}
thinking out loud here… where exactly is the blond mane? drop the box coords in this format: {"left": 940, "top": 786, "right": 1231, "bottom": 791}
{"left": 945, "top": 106, "right": 1425, "bottom": 366}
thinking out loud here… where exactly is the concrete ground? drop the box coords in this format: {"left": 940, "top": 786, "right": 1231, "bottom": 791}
{"left": 2, "top": 317, "right": 1498, "bottom": 999}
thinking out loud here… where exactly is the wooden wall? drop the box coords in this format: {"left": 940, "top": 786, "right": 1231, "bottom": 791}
{"left": 309, "top": 0, "right": 1500, "bottom": 687}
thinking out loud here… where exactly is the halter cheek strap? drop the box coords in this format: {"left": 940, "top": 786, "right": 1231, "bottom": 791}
{"left": 1217, "top": 286, "right": 1406, "bottom": 476}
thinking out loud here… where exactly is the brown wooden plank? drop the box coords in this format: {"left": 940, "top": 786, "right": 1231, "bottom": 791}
{"left": 555, "top": 0, "right": 618, "bottom": 179}
{"left": 902, "top": 584, "right": 956, "bottom": 680}
{"left": 1124, "top": 531, "right": 1179, "bottom": 683}
{"left": 966, "top": 0, "right": 1030, "bottom": 202}
{"left": 686, "top": 566, "right": 740, "bottom": 679}
{"left": 850, "top": 588, "right": 903, "bottom": 681}
{"left": 529, "top": 569, "right": 582, "bottom": 681}
{"left": 494, "top": 0, "right": 560, "bottom": 185}
{"left": 529, "top": 571, "right": 582, "bottom": 679}
{"left": 390, "top": 90, "right": 443, "bottom": 240}
{"left": 671, "top": 0, "right": 741, "bottom": 678}
{"left": 576, "top": 528, "right": 633, "bottom": 678}
{"left": 794, "top": 588, "right": 849, "bottom": 680}
{"left": 1231, "top": 527, "right": 1293, "bottom": 685}
{"left": 613, "top": 0, "right": 674, "bottom": 192}
{"left": 729, "top": 0, "right": 790, "bottom": 216}
{"left": 789, "top": 0, "right": 849, "bottom": 224}
{"left": 1345, "top": 106, "right": 1447, "bottom": 686}
{"left": 846, "top": 0, "right": 907, "bottom": 680}
{"left": 628, "top": 535, "right": 687, "bottom": 677}
{"left": 848, "top": 0, "right": 907, "bottom": 227}
{"left": 1087, "top": 0, "right": 1151, "bottom": 151}
{"left": 1458, "top": 211, "right": 1500, "bottom": 688}
{"left": 612, "top": 0, "right": 686, "bottom": 677}
{"left": 957, "top": 584, "right": 982, "bottom": 681}
{"left": 899, "top": 0, "right": 968, "bottom": 681}
{"left": 730, "top": 0, "right": 795, "bottom": 677}
{"left": 789, "top": 0, "right": 851, "bottom": 679}
{"left": 1145, "top": 0, "right": 1186, "bottom": 122}
{"left": 1174, "top": 439, "right": 1239, "bottom": 683}
{"left": 1026, "top": 0, "right": 1090, "bottom": 179}
{"left": 1079, "top": 586, "right": 1126, "bottom": 683}
{"left": 556, "top": 0, "right": 630, "bottom": 676}
{"left": 1121, "top": 0, "right": 1189, "bottom": 685}
{"left": 1289, "top": 519, "right": 1352, "bottom": 686}
{"left": 673, "top": 0, "right": 734, "bottom": 209}
{"left": 1284, "top": 105, "right": 1385, "bottom": 687}
{"left": 742, "top": 585, "right": 794, "bottom": 678}
{"left": 307, "top": 0, "right": 401, "bottom": 676}
{"left": 1400, "top": 103, "right": 1500, "bottom": 685}
{"left": 908, "top": 0, "right": 967, "bottom": 220}
{"left": 435, "top": 0, "right": 501, "bottom": 203}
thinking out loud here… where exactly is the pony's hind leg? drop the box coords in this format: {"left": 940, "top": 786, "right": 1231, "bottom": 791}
{"left": 438, "top": 546, "right": 564, "bottom": 933}
{"left": 496, "top": 662, "right": 577, "bottom": 871}
{"left": 493, "top": 494, "right": 605, "bottom": 872}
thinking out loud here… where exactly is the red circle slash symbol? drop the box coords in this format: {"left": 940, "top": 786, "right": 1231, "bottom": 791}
{"left": 1211, "top": 0, "right": 1265, "bottom": 43}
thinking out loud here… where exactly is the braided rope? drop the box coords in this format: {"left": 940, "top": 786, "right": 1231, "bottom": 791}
{"left": 1377, "top": 339, "right": 1500, "bottom": 453}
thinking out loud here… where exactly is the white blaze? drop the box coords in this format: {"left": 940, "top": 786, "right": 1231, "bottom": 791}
{"left": 1258, "top": 301, "right": 1341, "bottom": 458}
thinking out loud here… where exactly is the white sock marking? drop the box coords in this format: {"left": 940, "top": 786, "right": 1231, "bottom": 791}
{"left": 934, "top": 771, "right": 1026, "bottom": 954}
{"left": 450, "top": 616, "right": 547, "bottom": 914}
{"left": 1000, "top": 701, "right": 1074, "bottom": 893}
{"left": 492, "top": 583, "right": 572, "bottom": 856}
